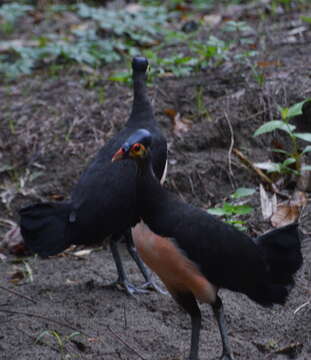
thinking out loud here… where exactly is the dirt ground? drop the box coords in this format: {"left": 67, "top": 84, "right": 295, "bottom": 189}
{"left": 1, "top": 1, "right": 311, "bottom": 359}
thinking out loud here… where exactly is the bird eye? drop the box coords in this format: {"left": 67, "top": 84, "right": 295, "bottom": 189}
{"left": 133, "top": 143, "right": 141, "bottom": 152}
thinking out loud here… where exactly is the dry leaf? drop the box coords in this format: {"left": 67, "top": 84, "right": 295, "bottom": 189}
{"left": 257, "top": 60, "right": 282, "bottom": 68}
{"left": 271, "top": 204, "right": 299, "bottom": 227}
{"left": 203, "top": 14, "right": 222, "bottom": 27}
{"left": 260, "top": 184, "right": 277, "bottom": 220}
{"left": 163, "top": 108, "right": 177, "bottom": 120}
{"left": 73, "top": 249, "right": 92, "bottom": 257}
{"left": 9, "top": 269, "right": 25, "bottom": 284}
{"left": 1, "top": 220, "right": 27, "bottom": 256}
{"left": 271, "top": 190, "right": 307, "bottom": 227}
{"left": 173, "top": 113, "right": 192, "bottom": 137}
{"left": 164, "top": 109, "right": 192, "bottom": 137}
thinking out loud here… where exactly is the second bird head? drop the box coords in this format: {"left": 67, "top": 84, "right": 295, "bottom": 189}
{"left": 112, "top": 129, "right": 152, "bottom": 163}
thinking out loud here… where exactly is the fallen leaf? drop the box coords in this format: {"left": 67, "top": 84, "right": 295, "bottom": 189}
{"left": 2, "top": 221, "right": 27, "bottom": 256}
{"left": 9, "top": 269, "right": 25, "bottom": 284}
{"left": 164, "top": 109, "right": 192, "bottom": 137}
{"left": 257, "top": 60, "right": 282, "bottom": 68}
{"left": 73, "top": 249, "right": 92, "bottom": 257}
{"left": 163, "top": 108, "right": 177, "bottom": 120}
{"left": 173, "top": 113, "right": 192, "bottom": 137}
{"left": 271, "top": 191, "right": 307, "bottom": 227}
{"left": 203, "top": 14, "right": 222, "bottom": 27}
{"left": 260, "top": 184, "right": 277, "bottom": 220}
{"left": 271, "top": 204, "right": 299, "bottom": 227}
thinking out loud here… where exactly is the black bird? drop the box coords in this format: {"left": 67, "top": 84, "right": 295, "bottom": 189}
{"left": 19, "top": 58, "right": 167, "bottom": 295}
{"left": 112, "top": 128, "right": 303, "bottom": 360}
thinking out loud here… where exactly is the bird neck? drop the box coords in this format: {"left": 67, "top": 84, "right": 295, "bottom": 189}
{"left": 128, "top": 71, "right": 155, "bottom": 125}
{"left": 135, "top": 154, "right": 165, "bottom": 216}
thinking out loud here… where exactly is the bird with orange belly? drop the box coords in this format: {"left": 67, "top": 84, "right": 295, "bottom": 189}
{"left": 112, "top": 128, "right": 303, "bottom": 360}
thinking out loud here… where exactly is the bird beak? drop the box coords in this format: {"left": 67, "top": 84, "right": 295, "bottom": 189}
{"left": 112, "top": 148, "right": 125, "bottom": 162}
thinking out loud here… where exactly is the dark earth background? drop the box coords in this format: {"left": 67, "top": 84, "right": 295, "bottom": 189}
{"left": 0, "top": 1, "right": 311, "bottom": 359}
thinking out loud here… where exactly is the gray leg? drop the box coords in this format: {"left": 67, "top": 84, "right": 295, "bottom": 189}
{"left": 173, "top": 292, "right": 202, "bottom": 360}
{"left": 212, "top": 296, "right": 234, "bottom": 360}
{"left": 124, "top": 229, "right": 167, "bottom": 294}
{"left": 105, "top": 235, "right": 147, "bottom": 296}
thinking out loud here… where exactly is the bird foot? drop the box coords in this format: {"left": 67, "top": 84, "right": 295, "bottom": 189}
{"left": 103, "top": 279, "right": 148, "bottom": 296}
{"left": 220, "top": 353, "right": 234, "bottom": 360}
{"left": 140, "top": 280, "right": 168, "bottom": 295}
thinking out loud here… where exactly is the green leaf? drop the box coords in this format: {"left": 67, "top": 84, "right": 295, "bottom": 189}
{"left": 207, "top": 208, "right": 227, "bottom": 216}
{"left": 294, "top": 133, "right": 311, "bottom": 142}
{"left": 302, "top": 145, "right": 311, "bottom": 154}
{"left": 108, "top": 71, "right": 131, "bottom": 83}
{"left": 287, "top": 99, "right": 311, "bottom": 118}
{"left": 35, "top": 330, "right": 51, "bottom": 344}
{"left": 231, "top": 187, "right": 255, "bottom": 199}
{"left": 271, "top": 148, "right": 289, "bottom": 155}
{"left": 283, "top": 157, "right": 296, "bottom": 166}
{"left": 67, "top": 332, "right": 81, "bottom": 340}
{"left": 253, "top": 120, "right": 295, "bottom": 136}
{"left": 301, "top": 16, "right": 311, "bottom": 24}
{"left": 231, "top": 205, "right": 253, "bottom": 215}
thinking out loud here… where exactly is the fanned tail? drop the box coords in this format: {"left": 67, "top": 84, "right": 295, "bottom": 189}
{"left": 19, "top": 202, "right": 72, "bottom": 257}
{"left": 253, "top": 222, "right": 303, "bottom": 305}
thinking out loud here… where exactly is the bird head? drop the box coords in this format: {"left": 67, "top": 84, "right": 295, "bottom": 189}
{"left": 112, "top": 129, "right": 152, "bottom": 163}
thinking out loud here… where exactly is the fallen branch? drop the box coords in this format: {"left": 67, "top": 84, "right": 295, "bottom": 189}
{"left": 0, "top": 285, "right": 37, "bottom": 304}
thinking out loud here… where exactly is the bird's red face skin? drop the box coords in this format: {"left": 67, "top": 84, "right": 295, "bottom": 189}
{"left": 112, "top": 143, "right": 146, "bottom": 162}
{"left": 112, "top": 148, "right": 125, "bottom": 162}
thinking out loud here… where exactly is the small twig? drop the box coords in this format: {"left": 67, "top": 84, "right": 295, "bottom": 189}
{"left": 294, "top": 299, "right": 310, "bottom": 314}
{"left": 0, "top": 285, "right": 37, "bottom": 304}
{"left": 0, "top": 309, "right": 92, "bottom": 338}
{"left": 106, "top": 325, "right": 147, "bottom": 360}
{"left": 123, "top": 303, "right": 128, "bottom": 330}
{"left": 224, "top": 110, "right": 236, "bottom": 189}
{"left": 233, "top": 148, "right": 290, "bottom": 199}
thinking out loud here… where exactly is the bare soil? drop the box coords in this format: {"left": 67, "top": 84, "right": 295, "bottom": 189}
{"left": 1, "top": 2, "right": 311, "bottom": 360}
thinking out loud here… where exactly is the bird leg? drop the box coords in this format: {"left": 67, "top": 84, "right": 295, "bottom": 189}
{"left": 124, "top": 229, "right": 167, "bottom": 294}
{"left": 173, "top": 291, "right": 202, "bottom": 360}
{"left": 212, "top": 296, "right": 234, "bottom": 360}
{"left": 105, "top": 235, "right": 147, "bottom": 296}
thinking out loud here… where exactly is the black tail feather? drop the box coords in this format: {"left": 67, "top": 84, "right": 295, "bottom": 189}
{"left": 255, "top": 223, "right": 303, "bottom": 286}
{"left": 19, "top": 202, "right": 72, "bottom": 257}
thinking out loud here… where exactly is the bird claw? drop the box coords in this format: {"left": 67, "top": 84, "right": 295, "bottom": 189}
{"left": 103, "top": 279, "right": 148, "bottom": 296}
{"left": 140, "top": 280, "right": 168, "bottom": 295}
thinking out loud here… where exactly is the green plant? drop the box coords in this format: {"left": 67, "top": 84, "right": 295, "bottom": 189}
{"left": 36, "top": 330, "right": 81, "bottom": 359}
{"left": 254, "top": 99, "right": 311, "bottom": 175}
{"left": 248, "top": 62, "right": 266, "bottom": 87}
{"left": 207, "top": 187, "right": 255, "bottom": 231}
{"left": 0, "top": 3, "right": 33, "bottom": 34}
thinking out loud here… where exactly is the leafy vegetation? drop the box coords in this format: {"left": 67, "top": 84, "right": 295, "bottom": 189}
{"left": 208, "top": 187, "right": 255, "bottom": 231}
{"left": 254, "top": 99, "right": 311, "bottom": 176}
{"left": 0, "top": 2, "right": 258, "bottom": 81}
{"left": 0, "top": 2, "right": 33, "bottom": 33}
{"left": 36, "top": 330, "right": 82, "bottom": 359}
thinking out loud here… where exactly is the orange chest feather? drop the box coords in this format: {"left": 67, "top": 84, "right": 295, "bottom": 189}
{"left": 131, "top": 221, "right": 217, "bottom": 304}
